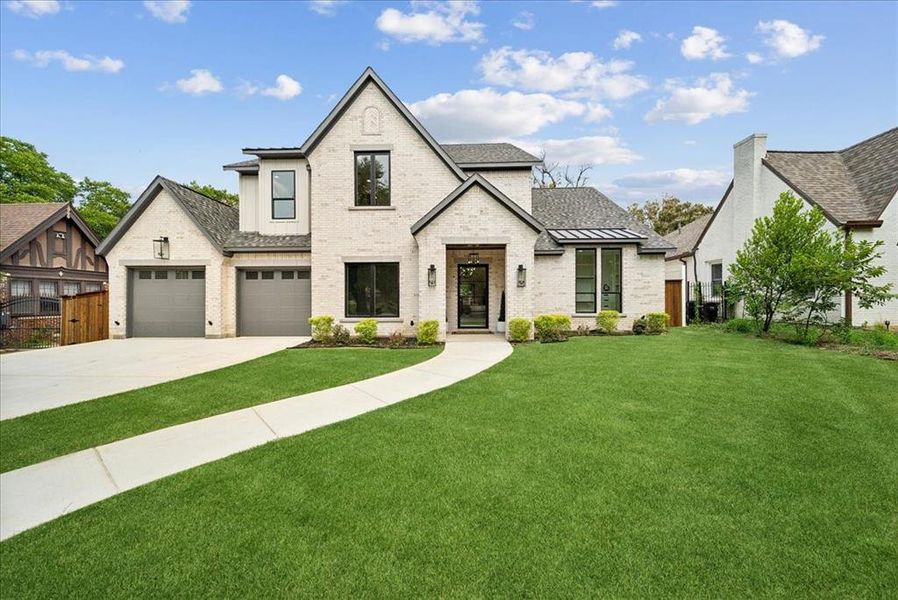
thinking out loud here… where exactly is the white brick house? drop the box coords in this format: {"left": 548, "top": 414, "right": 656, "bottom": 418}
{"left": 98, "top": 68, "right": 672, "bottom": 339}
{"left": 667, "top": 128, "right": 898, "bottom": 326}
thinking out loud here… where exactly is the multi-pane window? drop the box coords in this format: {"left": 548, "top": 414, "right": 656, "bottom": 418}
{"left": 271, "top": 171, "right": 296, "bottom": 220}
{"left": 575, "top": 249, "right": 596, "bottom": 313}
{"left": 345, "top": 262, "right": 399, "bottom": 317}
{"left": 62, "top": 282, "right": 80, "bottom": 296}
{"left": 600, "top": 248, "right": 622, "bottom": 312}
{"left": 711, "top": 263, "right": 723, "bottom": 296}
{"left": 354, "top": 152, "right": 390, "bottom": 206}
{"left": 39, "top": 281, "right": 58, "bottom": 298}
{"left": 84, "top": 283, "right": 103, "bottom": 292}
{"left": 10, "top": 280, "right": 31, "bottom": 297}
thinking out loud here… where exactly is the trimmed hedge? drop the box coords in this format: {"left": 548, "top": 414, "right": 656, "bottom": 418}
{"left": 534, "top": 314, "right": 571, "bottom": 343}
{"left": 354, "top": 319, "right": 378, "bottom": 344}
{"left": 645, "top": 312, "right": 669, "bottom": 334}
{"left": 596, "top": 310, "right": 620, "bottom": 334}
{"left": 308, "top": 315, "right": 334, "bottom": 342}
{"left": 508, "top": 318, "right": 532, "bottom": 342}
{"left": 416, "top": 320, "right": 440, "bottom": 345}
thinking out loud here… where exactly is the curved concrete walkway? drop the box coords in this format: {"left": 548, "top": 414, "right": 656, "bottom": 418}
{"left": 0, "top": 334, "right": 511, "bottom": 540}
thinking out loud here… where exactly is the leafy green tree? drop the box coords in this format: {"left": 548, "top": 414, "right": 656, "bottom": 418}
{"left": 0, "top": 136, "right": 77, "bottom": 204}
{"left": 185, "top": 180, "right": 238, "bottom": 206}
{"left": 75, "top": 178, "right": 132, "bottom": 239}
{"left": 627, "top": 195, "right": 713, "bottom": 235}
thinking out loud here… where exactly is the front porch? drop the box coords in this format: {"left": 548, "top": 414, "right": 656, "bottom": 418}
{"left": 445, "top": 246, "right": 507, "bottom": 334}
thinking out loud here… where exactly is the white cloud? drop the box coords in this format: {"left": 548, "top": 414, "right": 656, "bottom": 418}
{"left": 516, "top": 135, "right": 641, "bottom": 166}
{"left": 7, "top": 0, "right": 59, "bottom": 18}
{"left": 308, "top": 0, "right": 347, "bottom": 16}
{"left": 745, "top": 52, "right": 763, "bottom": 64}
{"left": 512, "top": 10, "right": 534, "bottom": 31}
{"left": 584, "top": 102, "right": 612, "bottom": 123}
{"left": 376, "top": 1, "right": 484, "bottom": 45}
{"left": 409, "top": 88, "right": 585, "bottom": 141}
{"left": 175, "top": 69, "right": 223, "bottom": 95}
{"left": 613, "top": 30, "right": 642, "bottom": 50}
{"left": 143, "top": 1, "right": 191, "bottom": 24}
{"left": 479, "top": 47, "right": 649, "bottom": 100}
{"left": 757, "top": 19, "right": 823, "bottom": 59}
{"left": 13, "top": 49, "right": 124, "bottom": 73}
{"left": 609, "top": 168, "right": 729, "bottom": 203}
{"left": 684, "top": 139, "right": 697, "bottom": 145}
{"left": 680, "top": 26, "right": 730, "bottom": 60}
{"left": 645, "top": 73, "right": 751, "bottom": 125}
{"left": 260, "top": 74, "right": 302, "bottom": 100}
{"left": 590, "top": 1, "right": 617, "bottom": 8}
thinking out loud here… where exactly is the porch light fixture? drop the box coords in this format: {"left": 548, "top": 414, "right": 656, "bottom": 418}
{"left": 468, "top": 251, "right": 480, "bottom": 264}
{"left": 517, "top": 264, "right": 527, "bottom": 287}
{"left": 153, "top": 236, "right": 170, "bottom": 260}
{"left": 427, "top": 264, "right": 437, "bottom": 287}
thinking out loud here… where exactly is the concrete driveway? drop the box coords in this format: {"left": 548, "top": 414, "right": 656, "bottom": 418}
{"left": 0, "top": 337, "right": 307, "bottom": 420}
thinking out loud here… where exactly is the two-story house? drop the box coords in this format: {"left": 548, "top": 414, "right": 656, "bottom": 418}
{"left": 97, "top": 68, "right": 672, "bottom": 339}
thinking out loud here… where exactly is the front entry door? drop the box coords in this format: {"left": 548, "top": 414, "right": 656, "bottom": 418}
{"left": 458, "top": 264, "right": 488, "bottom": 329}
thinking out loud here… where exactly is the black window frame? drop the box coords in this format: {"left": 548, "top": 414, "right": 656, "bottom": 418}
{"left": 600, "top": 248, "right": 623, "bottom": 312}
{"left": 344, "top": 262, "right": 400, "bottom": 318}
{"left": 575, "top": 248, "right": 597, "bottom": 314}
{"left": 354, "top": 151, "right": 391, "bottom": 207}
{"left": 271, "top": 170, "right": 296, "bottom": 220}
{"left": 711, "top": 263, "right": 723, "bottom": 296}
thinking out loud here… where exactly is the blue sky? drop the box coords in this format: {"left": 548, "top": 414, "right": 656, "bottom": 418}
{"left": 2, "top": 0, "right": 896, "bottom": 205}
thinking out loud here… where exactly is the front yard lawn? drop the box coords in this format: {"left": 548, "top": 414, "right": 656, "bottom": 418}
{"left": 0, "top": 346, "right": 440, "bottom": 473}
{"left": 2, "top": 329, "right": 896, "bottom": 597}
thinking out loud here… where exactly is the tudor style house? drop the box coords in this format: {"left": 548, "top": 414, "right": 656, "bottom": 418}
{"left": 667, "top": 127, "right": 898, "bottom": 326}
{"left": 1, "top": 202, "right": 107, "bottom": 307}
{"left": 97, "top": 68, "right": 672, "bottom": 339}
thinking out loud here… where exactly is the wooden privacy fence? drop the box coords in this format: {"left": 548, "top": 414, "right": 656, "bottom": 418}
{"left": 61, "top": 290, "right": 109, "bottom": 346}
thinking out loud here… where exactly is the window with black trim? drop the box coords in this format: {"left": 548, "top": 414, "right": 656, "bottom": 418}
{"left": 154, "top": 271, "right": 168, "bottom": 280}
{"left": 575, "top": 249, "right": 596, "bottom": 313}
{"left": 711, "top": 263, "right": 723, "bottom": 295}
{"left": 261, "top": 271, "right": 274, "bottom": 280}
{"left": 600, "top": 248, "right": 622, "bottom": 312}
{"left": 245, "top": 271, "right": 258, "bottom": 280}
{"left": 138, "top": 271, "right": 152, "bottom": 280}
{"left": 281, "top": 271, "right": 294, "bottom": 279}
{"left": 345, "top": 262, "right": 399, "bottom": 317}
{"left": 354, "top": 152, "right": 390, "bottom": 206}
{"left": 271, "top": 170, "right": 296, "bottom": 220}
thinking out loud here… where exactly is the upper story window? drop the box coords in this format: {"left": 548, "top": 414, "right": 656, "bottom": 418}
{"left": 271, "top": 170, "right": 296, "bottom": 220}
{"left": 354, "top": 151, "right": 390, "bottom": 206}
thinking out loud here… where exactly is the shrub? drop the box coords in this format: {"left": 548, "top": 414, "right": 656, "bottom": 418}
{"left": 632, "top": 317, "right": 647, "bottom": 335}
{"left": 645, "top": 312, "right": 669, "bottom": 334}
{"left": 354, "top": 319, "right": 378, "bottom": 344}
{"left": 576, "top": 323, "right": 591, "bottom": 336}
{"left": 388, "top": 329, "right": 405, "bottom": 348}
{"left": 332, "top": 324, "right": 351, "bottom": 345}
{"left": 508, "top": 318, "right": 532, "bottom": 342}
{"left": 723, "top": 318, "right": 754, "bottom": 334}
{"left": 534, "top": 314, "right": 571, "bottom": 343}
{"left": 308, "top": 315, "right": 334, "bottom": 342}
{"left": 416, "top": 320, "right": 439, "bottom": 345}
{"left": 596, "top": 310, "right": 620, "bottom": 334}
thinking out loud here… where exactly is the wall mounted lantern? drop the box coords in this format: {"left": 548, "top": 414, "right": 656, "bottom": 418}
{"left": 517, "top": 264, "right": 527, "bottom": 287}
{"left": 153, "top": 236, "right": 170, "bottom": 260}
{"left": 427, "top": 264, "right": 437, "bottom": 287}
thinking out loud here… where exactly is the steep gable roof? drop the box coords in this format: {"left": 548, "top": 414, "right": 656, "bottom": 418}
{"left": 96, "top": 176, "right": 238, "bottom": 256}
{"left": 664, "top": 213, "right": 712, "bottom": 260}
{"left": 0, "top": 202, "right": 101, "bottom": 260}
{"left": 410, "top": 174, "right": 543, "bottom": 235}
{"left": 763, "top": 127, "right": 898, "bottom": 225}
{"left": 442, "top": 143, "right": 541, "bottom": 168}
{"left": 300, "top": 67, "right": 466, "bottom": 181}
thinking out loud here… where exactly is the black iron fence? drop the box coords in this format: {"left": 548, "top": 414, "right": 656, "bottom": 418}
{"left": 686, "top": 281, "right": 733, "bottom": 324}
{"left": 0, "top": 296, "right": 61, "bottom": 349}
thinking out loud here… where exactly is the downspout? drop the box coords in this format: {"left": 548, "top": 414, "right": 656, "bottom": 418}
{"left": 306, "top": 163, "right": 312, "bottom": 235}
{"left": 680, "top": 257, "right": 688, "bottom": 325}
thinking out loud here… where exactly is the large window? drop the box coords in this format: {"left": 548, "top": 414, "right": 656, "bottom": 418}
{"left": 711, "top": 263, "right": 723, "bottom": 296}
{"left": 271, "top": 170, "right": 296, "bottom": 220}
{"left": 345, "top": 262, "right": 399, "bottom": 317}
{"left": 10, "top": 279, "right": 31, "bottom": 297}
{"left": 600, "top": 248, "right": 622, "bottom": 312}
{"left": 354, "top": 152, "right": 390, "bottom": 206}
{"left": 575, "top": 248, "right": 596, "bottom": 313}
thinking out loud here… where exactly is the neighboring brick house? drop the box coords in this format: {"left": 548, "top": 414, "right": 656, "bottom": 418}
{"left": 0, "top": 202, "right": 107, "bottom": 310}
{"left": 668, "top": 128, "right": 898, "bottom": 326}
{"left": 97, "top": 68, "right": 672, "bottom": 339}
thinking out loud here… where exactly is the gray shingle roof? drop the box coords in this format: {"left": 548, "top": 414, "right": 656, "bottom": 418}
{"left": 441, "top": 143, "right": 540, "bottom": 166}
{"left": 159, "top": 178, "right": 238, "bottom": 249}
{"left": 664, "top": 213, "right": 712, "bottom": 259}
{"left": 531, "top": 187, "right": 674, "bottom": 253}
{"left": 224, "top": 231, "right": 311, "bottom": 252}
{"left": 223, "top": 159, "right": 259, "bottom": 172}
{"left": 763, "top": 127, "right": 898, "bottom": 224}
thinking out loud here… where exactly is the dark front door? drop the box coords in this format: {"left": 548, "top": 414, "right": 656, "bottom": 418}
{"left": 458, "top": 264, "right": 488, "bottom": 329}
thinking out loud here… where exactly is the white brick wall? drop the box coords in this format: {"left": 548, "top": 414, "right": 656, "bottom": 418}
{"left": 474, "top": 169, "right": 533, "bottom": 213}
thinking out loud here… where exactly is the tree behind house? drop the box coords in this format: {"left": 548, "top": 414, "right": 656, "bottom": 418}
{"left": 627, "top": 195, "right": 713, "bottom": 236}
{"left": 184, "top": 180, "right": 238, "bottom": 206}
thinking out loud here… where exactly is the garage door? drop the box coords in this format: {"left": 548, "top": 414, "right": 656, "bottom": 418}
{"left": 130, "top": 268, "right": 205, "bottom": 337}
{"left": 238, "top": 269, "right": 311, "bottom": 336}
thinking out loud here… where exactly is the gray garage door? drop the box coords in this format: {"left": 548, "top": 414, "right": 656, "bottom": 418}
{"left": 130, "top": 268, "right": 205, "bottom": 337}
{"left": 238, "top": 269, "right": 311, "bottom": 336}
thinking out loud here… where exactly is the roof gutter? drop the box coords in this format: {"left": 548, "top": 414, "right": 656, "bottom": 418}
{"left": 242, "top": 148, "right": 305, "bottom": 158}
{"left": 843, "top": 220, "right": 883, "bottom": 229}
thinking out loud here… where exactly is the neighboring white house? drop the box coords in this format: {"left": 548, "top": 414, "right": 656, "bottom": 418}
{"left": 667, "top": 128, "right": 898, "bottom": 326}
{"left": 97, "top": 68, "right": 672, "bottom": 340}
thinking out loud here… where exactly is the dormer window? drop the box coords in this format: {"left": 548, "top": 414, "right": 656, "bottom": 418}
{"left": 271, "top": 170, "right": 295, "bottom": 219}
{"left": 354, "top": 151, "right": 390, "bottom": 206}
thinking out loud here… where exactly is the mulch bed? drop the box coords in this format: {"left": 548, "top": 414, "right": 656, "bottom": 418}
{"left": 291, "top": 338, "right": 444, "bottom": 350}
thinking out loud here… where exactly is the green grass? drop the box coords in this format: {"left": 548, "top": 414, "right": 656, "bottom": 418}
{"left": 722, "top": 317, "right": 898, "bottom": 350}
{"left": 2, "top": 329, "right": 896, "bottom": 597}
{"left": 0, "top": 347, "right": 440, "bottom": 473}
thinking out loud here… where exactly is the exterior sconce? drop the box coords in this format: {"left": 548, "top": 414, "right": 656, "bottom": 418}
{"left": 517, "top": 264, "right": 527, "bottom": 287}
{"left": 153, "top": 236, "right": 170, "bottom": 259}
{"left": 427, "top": 264, "right": 437, "bottom": 287}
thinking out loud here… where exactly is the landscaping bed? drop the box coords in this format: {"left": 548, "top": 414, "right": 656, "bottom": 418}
{"left": 292, "top": 337, "right": 443, "bottom": 350}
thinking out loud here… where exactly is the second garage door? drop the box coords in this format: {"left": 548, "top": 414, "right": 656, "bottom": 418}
{"left": 238, "top": 269, "right": 311, "bottom": 336}
{"left": 130, "top": 268, "right": 205, "bottom": 337}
